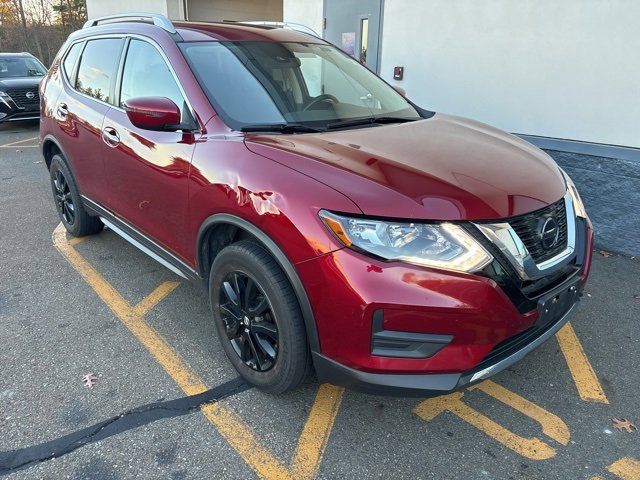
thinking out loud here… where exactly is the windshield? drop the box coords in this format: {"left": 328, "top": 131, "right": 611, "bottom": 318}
{"left": 0, "top": 56, "right": 47, "bottom": 78}
{"left": 180, "top": 41, "right": 422, "bottom": 130}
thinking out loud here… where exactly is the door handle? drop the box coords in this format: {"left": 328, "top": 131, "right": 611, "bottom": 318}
{"left": 102, "top": 127, "right": 120, "bottom": 147}
{"left": 57, "top": 103, "right": 69, "bottom": 118}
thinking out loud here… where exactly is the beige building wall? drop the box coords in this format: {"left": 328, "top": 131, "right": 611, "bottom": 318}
{"left": 186, "top": 0, "right": 282, "bottom": 22}
{"left": 86, "top": 0, "right": 182, "bottom": 19}
{"left": 86, "top": 0, "right": 280, "bottom": 22}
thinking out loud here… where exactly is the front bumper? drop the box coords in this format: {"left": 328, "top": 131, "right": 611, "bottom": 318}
{"left": 313, "top": 279, "right": 580, "bottom": 396}
{"left": 296, "top": 217, "right": 593, "bottom": 396}
{"left": 0, "top": 96, "right": 40, "bottom": 123}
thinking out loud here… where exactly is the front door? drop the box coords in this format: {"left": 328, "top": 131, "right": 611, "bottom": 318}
{"left": 102, "top": 38, "right": 197, "bottom": 262}
{"left": 323, "top": 0, "right": 383, "bottom": 73}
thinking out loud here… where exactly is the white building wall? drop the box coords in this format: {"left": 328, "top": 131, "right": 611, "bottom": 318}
{"left": 380, "top": 0, "right": 639, "bottom": 148}
{"left": 283, "top": 0, "right": 323, "bottom": 37}
{"left": 284, "top": 0, "right": 640, "bottom": 148}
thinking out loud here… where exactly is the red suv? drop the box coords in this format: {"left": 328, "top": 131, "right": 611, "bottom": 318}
{"left": 40, "top": 14, "right": 593, "bottom": 395}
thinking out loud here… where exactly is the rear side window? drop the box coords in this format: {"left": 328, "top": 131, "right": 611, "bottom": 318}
{"left": 119, "top": 39, "right": 185, "bottom": 113}
{"left": 75, "top": 38, "right": 123, "bottom": 104}
{"left": 62, "top": 42, "right": 82, "bottom": 84}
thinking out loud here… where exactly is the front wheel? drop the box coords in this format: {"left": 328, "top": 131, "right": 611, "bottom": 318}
{"left": 209, "top": 241, "right": 310, "bottom": 394}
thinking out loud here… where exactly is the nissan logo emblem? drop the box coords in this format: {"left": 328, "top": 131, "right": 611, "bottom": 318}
{"left": 25, "top": 91, "right": 35, "bottom": 99}
{"left": 539, "top": 217, "right": 560, "bottom": 250}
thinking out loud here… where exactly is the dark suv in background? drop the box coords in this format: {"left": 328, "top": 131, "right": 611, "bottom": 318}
{"left": 0, "top": 52, "right": 47, "bottom": 123}
{"left": 39, "top": 14, "right": 593, "bottom": 396}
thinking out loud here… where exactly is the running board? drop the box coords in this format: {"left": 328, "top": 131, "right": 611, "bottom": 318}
{"left": 81, "top": 195, "right": 201, "bottom": 281}
{"left": 98, "top": 216, "right": 189, "bottom": 279}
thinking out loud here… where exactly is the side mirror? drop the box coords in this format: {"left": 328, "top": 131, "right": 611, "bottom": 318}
{"left": 123, "top": 97, "right": 181, "bottom": 131}
{"left": 392, "top": 85, "right": 406, "bottom": 97}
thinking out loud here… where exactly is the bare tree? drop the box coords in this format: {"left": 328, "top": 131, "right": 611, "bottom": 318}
{"left": 0, "top": 0, "right": 86, "bottom": 66}
{"left": 12, "top": 0, "right": 30, "bottom": 51}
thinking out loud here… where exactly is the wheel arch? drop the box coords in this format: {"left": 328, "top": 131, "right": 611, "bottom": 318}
{"left": 197, "top": 213, "right": 321, "bottom": 353}
{"left": 42, "top": 134, "right": 67, "bottom": 170}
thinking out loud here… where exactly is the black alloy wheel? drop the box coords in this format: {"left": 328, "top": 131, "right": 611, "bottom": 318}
{"left": 219, "top": 270, "right": 279, "bottom": 372}
{"left": 210, "top": 240, "right": 310, "bottom": 393}
{"left": 53, "top": 169, "right": 75, "bottom": 225}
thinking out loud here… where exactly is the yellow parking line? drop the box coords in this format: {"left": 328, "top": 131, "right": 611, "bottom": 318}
{"left": 556, "top": 322, "right": 609, "bottom": 404}
{"left": 291, "top": 384, "right": 344, "bottom": 480}
{"left": 471, "top": 380, "right": 569, "bottom": 445}
{"left": 53, "top": 224, "right": 209, "bottom": 395}
{"left": 608, "top": 458, "right": 640, "bottom": 480}
{"left": 414, "top": 391, "right": 557, "bottom": 460}
{"left": 68, "top": 236, "right": 87, "bottom": 247}
{"left": 133, "top": 281, "right": 180, "bottom": 316}
{"left": 53, "top": 223, "right": 341, "bottom": 479}
{"left": 0, "top": 136, "right": 38, "bottom": 147}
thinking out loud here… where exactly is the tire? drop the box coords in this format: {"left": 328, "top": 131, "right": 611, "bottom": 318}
{"left": 49, "top": 154, "right": 103, "bottom": 237}
{"left": 209, "top": 240, "right": 310, "bottom": 394}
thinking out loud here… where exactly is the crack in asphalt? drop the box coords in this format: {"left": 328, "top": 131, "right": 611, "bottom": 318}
{"left": 0, "top": 377, "right": 250, "bottom": 476}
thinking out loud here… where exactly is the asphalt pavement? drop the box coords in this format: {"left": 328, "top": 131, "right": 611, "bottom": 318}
{"left": 0, "top": 120, "right": 638, "bottom": 480}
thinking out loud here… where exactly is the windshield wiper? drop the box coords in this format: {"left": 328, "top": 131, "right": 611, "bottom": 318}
{"left": 240, "top": 123, "right": 325, "bottom": 134}
{"left": 326, "top": 116, "right": 418, "bottom": 130}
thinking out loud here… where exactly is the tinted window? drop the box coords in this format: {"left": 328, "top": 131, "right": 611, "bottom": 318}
{"left": 76, "top": 38, "right": 123, "bottom": 104}
{"left": 62, "top": 42, "right": 82, "bottom": 83}
{"left": 180, "top": 42, "right": 284, "bottom": 125}
{"left": 119, "top": 40, "right": 185, "bottom": 114}
{"left": 0, "top": 56, "right": 47, "bottom": 78}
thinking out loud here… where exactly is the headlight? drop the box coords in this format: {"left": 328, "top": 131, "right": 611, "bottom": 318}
{"left": 560, "top": 168, "right": 587, "bottom": 218}
{"left": 319, "top": 211, "right": 493, "bottom": 273}
{"left": 0, "top": 91, "right": 11, "bottom": 107}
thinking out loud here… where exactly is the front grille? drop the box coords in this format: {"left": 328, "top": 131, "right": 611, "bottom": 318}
{"left": 6, "top": 87, "right": 40, "bottom": 110}
{"left": 476, "top": 274, "right": 578, "bottom": 369}
{"left": 478, "top": 327, "right": 537, "bottom": 368}
{"left": 509, "top": 198, "right": 567, "bottom": 263}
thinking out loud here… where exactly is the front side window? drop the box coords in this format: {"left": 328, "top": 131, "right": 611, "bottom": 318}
{"left": 75, "top": 38, "right": 123, "bottom": 104}
{"left": 119, "top": 39, "right": 186, "bottom": 115}
{"left": 180, "top": 41, "right": 421, "bottom": 130}
{"left": 0, "top": 56, "right": 47, "bottom": 78}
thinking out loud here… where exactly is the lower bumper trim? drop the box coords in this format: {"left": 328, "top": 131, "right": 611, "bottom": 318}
{"left": 313, "top": 352, "right": 461, "bottom": 397}
{"left": 0, "top": 114, "right": 40, "bottom": 122}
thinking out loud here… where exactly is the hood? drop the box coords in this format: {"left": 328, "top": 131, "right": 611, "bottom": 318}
{"left": 0, "top": 77, "right": 42, "bottom": 90}
{"left": 244, "top": 113, "right": 567, "bottom": 221}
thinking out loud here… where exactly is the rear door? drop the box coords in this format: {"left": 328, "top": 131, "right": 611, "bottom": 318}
{"left": 101, "top": 38, "right": 197, "bottom": 261}
{"left": 54, "top": 37, "right": 125, "bottom": 207}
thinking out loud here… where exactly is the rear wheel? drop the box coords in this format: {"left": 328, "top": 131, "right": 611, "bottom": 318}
{"left": 49, "top": 154, "right": 103, "bottom": 237}
{"left": 210, "top": 241, "right": 309, "bottom": 393}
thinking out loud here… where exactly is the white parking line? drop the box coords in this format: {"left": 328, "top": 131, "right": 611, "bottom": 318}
{"left": 0, "top": 136, "right": 38, "bottom": 148}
